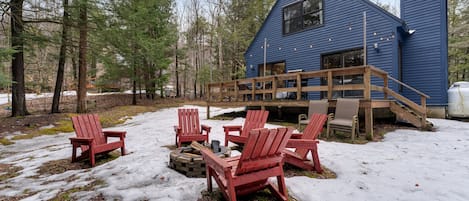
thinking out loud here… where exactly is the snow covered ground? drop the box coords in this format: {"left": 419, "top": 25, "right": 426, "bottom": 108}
{"left": 0, "top": 105, "right": 469, "bottom": 201}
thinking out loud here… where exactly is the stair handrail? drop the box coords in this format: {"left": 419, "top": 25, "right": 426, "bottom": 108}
{"left": 387, "top": 75, "right": 430, "bottom": 99}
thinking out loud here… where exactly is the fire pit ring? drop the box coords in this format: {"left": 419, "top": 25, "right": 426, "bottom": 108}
{"left": 169, "top": 141, "right": 230, "bottom": 178}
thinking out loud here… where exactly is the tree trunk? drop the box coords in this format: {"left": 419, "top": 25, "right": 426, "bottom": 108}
{"left": 132, "top": 64, "right": 137, "bottom": 105}
{"left": 175, "top": 41, "right": 180, "bottom": 97}
{"left": 10, "top": 0, "right": 29, "bottom": 117}
{"left": 77, "top": 0, "right": 88, "bottom": 113}
{"left": 51, "top": 0, "right": 70, "bottom": 113}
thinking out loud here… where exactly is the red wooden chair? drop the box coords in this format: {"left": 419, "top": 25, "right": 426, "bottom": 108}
{"left": 174, "top": 108, "right": 211, "bottom": 147}
{"left": 284, "top": 113, "right": 328, "bottom": 173}
{"left": 201, "top": 127, "right": 293, "bottom": 201}
{"left": 223, "top": 110, "right": 269, "bottom": 146}
{"left": 70, "top": 114, "right": 126, "bottom": 167}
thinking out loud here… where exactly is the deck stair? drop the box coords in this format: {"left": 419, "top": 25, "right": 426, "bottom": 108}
{"left": 389, "top": 101, "right": 433, "bottom": 130}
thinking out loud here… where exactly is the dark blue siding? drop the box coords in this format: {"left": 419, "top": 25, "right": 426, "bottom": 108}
{"left": 245, "top": 0, "right": 447, "bottom": 105}
{"left": 401, "top": 0, "right": 448, "bottom": 106}
{"left": 246, "top": 0, "right": 403, "bottom": 100}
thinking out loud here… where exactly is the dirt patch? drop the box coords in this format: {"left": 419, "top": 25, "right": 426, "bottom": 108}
{"left": 0, "top": 114, "right": 65, "bottom": 137}
{"left": 198, "top": 189, "right": 298, "bottom": 201}
{"left": 49, "top": 179, "right": 106, "bottom": 201}
{"left": 35, "top": 151, "right": 122, "bottom": 176}
{"left": 284, "top": 164, "right": 337, "bottom": 179}
{"left": 0, "top": 163, "right": 23, "bottom": 182}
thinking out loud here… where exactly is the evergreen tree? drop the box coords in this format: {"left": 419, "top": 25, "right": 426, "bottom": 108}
{"left": 97, "top": 0, "right": 175, "bottom": 103}
{"left": 449, "top": 0, "right": 469, "bottom": 83}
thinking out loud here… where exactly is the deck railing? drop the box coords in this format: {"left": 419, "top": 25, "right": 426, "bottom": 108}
{"left": 206, "top": 65, "right": 429, "bottom": 123}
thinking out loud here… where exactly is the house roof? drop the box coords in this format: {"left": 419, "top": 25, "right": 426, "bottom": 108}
{"left": 245, "top": 0, "right": 408, "bottom": 56}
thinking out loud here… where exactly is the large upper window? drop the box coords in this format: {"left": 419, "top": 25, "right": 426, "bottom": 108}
{"left": 283, "top": 0, "right": 323, "bottom": 35}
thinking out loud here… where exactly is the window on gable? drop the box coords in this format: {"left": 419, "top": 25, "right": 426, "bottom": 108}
{"left": 283, "top": 0, "right": 323, "bottom": 35}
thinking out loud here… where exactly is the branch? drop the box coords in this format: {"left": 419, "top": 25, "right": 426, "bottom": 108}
{"left": 23, "top": 19, "right": 62, "bottom": 24}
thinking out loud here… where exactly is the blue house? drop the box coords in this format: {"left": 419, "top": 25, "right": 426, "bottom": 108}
{"left": 244, "top": 0, "right": 448, "bottom": 112}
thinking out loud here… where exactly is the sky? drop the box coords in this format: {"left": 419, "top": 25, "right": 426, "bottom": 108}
{"left": 1, "top": 104, "right": 469, "bottom": 200}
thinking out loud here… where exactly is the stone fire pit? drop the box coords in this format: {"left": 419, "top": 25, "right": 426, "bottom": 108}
{"left": 169, "top": 141, "right": 230, "bottom": 178}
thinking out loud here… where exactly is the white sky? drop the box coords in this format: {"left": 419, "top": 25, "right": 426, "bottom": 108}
{"left": 1, "top": 104, "right": 469, "bottom": 200}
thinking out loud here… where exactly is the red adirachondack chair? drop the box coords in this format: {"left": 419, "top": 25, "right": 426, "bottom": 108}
{"left": 285, "top": 113, "right": 328, "bottom": 173}
{"left": 174, "top": 108, "right": 211, "bottom": 147}
{"left": 223, "top": 110, "right": 269, "bottom": 146}
{"left": 70, "top": 114, "right": 126, "bottom": 167}
{"left": 201, "top": 127, "right": 293, "bottom": 201}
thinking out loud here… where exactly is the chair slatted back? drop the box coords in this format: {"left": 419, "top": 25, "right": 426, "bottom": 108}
{"left": 72, "top": 114, "right": 106, "bottom": 149}
{"left": 235, "top": 127, "right": 293, "bottom": 175}
{"left": 178, "top": 108, "right": 201, "bottom": 136}
{"left": 335, "top": 98, "right": 360, "bottom": 120}
{"left": 240, "top": 110, "right": 269, "bottom": 137}
{"left": 296, "top": 113, "right": 328, "bottom": 159}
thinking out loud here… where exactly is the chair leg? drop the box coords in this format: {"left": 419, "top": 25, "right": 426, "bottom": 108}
{"left": 277, "top": 173, "right": 288, "bottom": 200}
{"left": 326, "top": 124, "right": 330, "bottom": 139}
{"left": 89, "top": 144, "right": 95, "bottom": 167}
{"left": 71, "top": 144, "right": 77, "bottom": 162}
{"left": 206, "top": 167, "right": 213, "bottom": 192}
{"left": 227, "top": 182, "right": 237, "bottom": 201}
{"left": 90, "top": 152, "right": 95, "bottom": 167}
{"left": 311, "top": 145, "right": 323, "bottom": 173}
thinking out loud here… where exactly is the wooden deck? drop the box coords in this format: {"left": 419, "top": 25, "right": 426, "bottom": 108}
{"left": 205, "top": 65, "right": 431, "bottom": 139}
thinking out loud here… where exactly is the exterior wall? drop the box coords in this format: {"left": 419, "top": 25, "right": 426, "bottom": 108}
{"left": 401, "top": 0, "right": 448, "bottom": 106}
{"left": 245, "top": 0, "right": 403, "bottom": 100}
{"left": 245, "top": 0, "right": 449, "bottom": 106}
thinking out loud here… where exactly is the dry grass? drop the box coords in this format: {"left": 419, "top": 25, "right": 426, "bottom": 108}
{"left": 0, "top": 138, "right": 14, "bottom": 145}
{"left": 49, "top": 179, "right": 106, "bottom": 201}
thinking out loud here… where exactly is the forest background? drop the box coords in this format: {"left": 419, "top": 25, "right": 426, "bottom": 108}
{"left": 0, "top": 0, "right": 468, "bottom": 117}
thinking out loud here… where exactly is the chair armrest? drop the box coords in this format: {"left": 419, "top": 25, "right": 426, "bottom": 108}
{"left": 223, "top": 125, "right": 242, "bottom": 132}
{"left": 201, "top": 148, "right": 231, "bottom": 175}
{"left": 328, "top": 113, "right": 335, "bottom": 121}
{"left": 103, "top": 131, "right": 126, "bottom": 138}
{"left": 69, "top": 137, "right": 93, "bottom": 145}
{"left": 286, "top": 139, "right": 319, "bottom": 149}
{"left": 290, "top": 133, "right": 304, "bottom": 139}
{"left": 174, "top": 126, "right": 182, "bottom": 135}
{"left": 298, "top": 114, "right": 308, "bottom": 122}
{"left": 201, "top": 124, "right": 211, "bottom": 133}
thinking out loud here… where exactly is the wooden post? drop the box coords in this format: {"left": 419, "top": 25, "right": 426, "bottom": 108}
{"left": 365, "top": 106, "right": 374, "bottom": 139}
{"left": 296, "top": 73, "right": 302, "bottom": 100}
{"left": 383, "top": 75, "right": 389, "bottom": 100}
{"left": 207, "top": 105, "right": 210, "bottom": 119}
{"left": 364, "top": 66, "right": 371, "bottom": 100}
{"left": 327, "top": 71, "right": 333, "bottom": 100}
{"left": 234, "top": 80, "right": 239, "bottom": 101}
{"left": 252, "top": 79, "right": 256, "bottom": 101}
{"left": 272, "top": 77, "right": 277, "bottom": 100}
{"left": 421, "top": 96, "right": 427, "bottom": 128}
{"left": 364, "top": 67, "right": 373, "bottom": 139}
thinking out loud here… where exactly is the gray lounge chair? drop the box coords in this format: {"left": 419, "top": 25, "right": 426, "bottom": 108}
{"left": 298, "top": 99, "right": 329, "bottom": 130}
{"left": 326, "top": 98, "right": 360, "bottom": 141}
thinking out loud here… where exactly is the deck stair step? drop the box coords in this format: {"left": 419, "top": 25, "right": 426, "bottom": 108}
{"left": 389, "top": 101, "right": 432, "bottom": 130}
